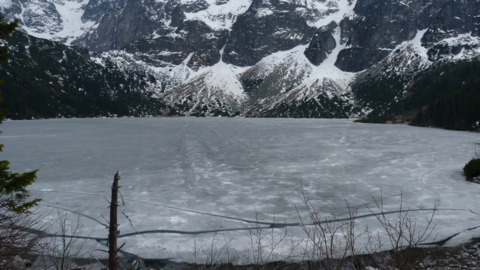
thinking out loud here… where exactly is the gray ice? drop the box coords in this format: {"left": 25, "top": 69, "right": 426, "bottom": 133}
{"left": 1, "top": 118, "right": 479, "bottom": 262}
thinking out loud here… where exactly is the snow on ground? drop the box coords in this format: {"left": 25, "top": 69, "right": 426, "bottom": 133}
{"left": 2, "top": 118, "right": 480, "bottom": 262}
{"left": 183, "top": 0, "right": 252, "bottom": 31}
{"left": 51, "top": 0, "right": 97, "bottom": 45}
{"left": 305, "top": 0, "right": 357, "bottom": 28}
{"left": 0, "top": 0, "right": 13, "bottom": 11}
{"left": 299, "top": 26, "right": 356, "bottom": 91}
{"left": 189, "top": 46, "right": 248, "bottom": 99}
{"left": 15, "top": 0, "right": 96, "bottom": 45}
{"left": 402, "top": 28, "right": 429, "bottom": 59}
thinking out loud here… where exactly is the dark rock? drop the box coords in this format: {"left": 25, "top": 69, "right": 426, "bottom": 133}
{"left": 223, "top": 0, "right": 317, "bottom": 66}
{"left": 170, "top": 5, "right": 186, "bottom": 27}
{"left": 78, "top": 0, "right": 166, "bottom": 50}
{"left": 124, "top": 20, "right": 226, "bottom": 70}
{"left": 421, "top": 0, "right": 480, "bottom": 46}
{"left": 24, "top": 260, "right": 32, "bottom": 268}
{"left": 82, "top": 0, "right": 128, "bottom": 22}
{"left": 304, "top": 24, "right": 337, "bottom": 66}
{"left": 181, "top": 0, "right": 209, "bottom": 13}
{"left": 335, "top": 47, "right": 390, "bottom": 72}
{"left": 340, "top": 0, "right": 444, "bottom": 50}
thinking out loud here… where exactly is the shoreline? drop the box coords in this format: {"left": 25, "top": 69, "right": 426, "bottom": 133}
{"left": 18, "top": 238, "right": 480, "bottom": 270}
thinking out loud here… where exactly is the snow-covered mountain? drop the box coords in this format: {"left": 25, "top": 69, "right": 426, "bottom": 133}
{"left": 2, "top": 0, "right": 480, "bottom": 119}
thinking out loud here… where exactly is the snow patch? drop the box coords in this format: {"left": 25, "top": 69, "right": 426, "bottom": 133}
{"left": 0, "top": 0, "right": 13, "bottom": 11}
{"left": 257, "top": 8, "right": 274, "bottom": 18}
{"left": 302, "top": 0, "right": 358, "bottom": 28}
{"left": 52, "top": 0, "right": 97, "bottom": 45}
{"left": 184, "top": 0, "right": 252, "bottom": 31}
{"left": 302, "top": 27, "right": 356, "bottom": 88}
{"left": 408, "top": 28, "right": 429, "bottom": 59}
{"left": 190, "top": 46, "right": 247, "bottom": 98}
{"left": 17, "top": 0, "right": 97, "bottom": 45}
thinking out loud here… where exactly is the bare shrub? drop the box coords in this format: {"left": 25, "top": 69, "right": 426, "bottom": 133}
{"left": 243, "top": 212, "right": 299, "bottom": 270}
{"left": 0, "top": 209, "right": 46, "bottom": 260}
{"left": 190, "top": 213, "right": 300, "bottom": 270}
{"left": 296, "top": 185, "right": 363, "bottom": 270}
{"left": 295, "top": 184, "right": 437, "bottom": 270}
{"left": 191, "top": 231, "right": 236, "bottom": 270}
{"left": 40, "top": 211, "right": 93, "bottom": 270}
{"left": 364, "top": 191, "right": 437, "bottom": 270}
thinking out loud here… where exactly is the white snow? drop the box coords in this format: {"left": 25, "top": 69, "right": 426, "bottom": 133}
{"left": 184, "top": 0, "right": 252, "bottom": 31}
{"left": 300, "top": 26, "right": 356, "bottom": 89}
{"left": 409, "top": 28, "right": 429, "bottom": 59}
{"left": 245, "top": 26, "right": 356, "bottom": 104}
{"left": 256, "top": 8, "right": 274, "bottom": 18}
{"left": 52, "top": 0, "right": 96, "bottom": 45}
{"left": 0, "top": 0, "right": 13, "bottom": 11}
{"left": 182, "top": 46, "right": 248, "bottom": 99}
{"left": 170, "top": 53, "right": 196, "bottom": 83}
{"left": 3, "top": 118, "right": 480, "bottom": 262}
{"left": 15, "top": 0, "right": 97, "bottom": 45}
{"left": 304, "top": 0, "right": 358, "bottom": 28}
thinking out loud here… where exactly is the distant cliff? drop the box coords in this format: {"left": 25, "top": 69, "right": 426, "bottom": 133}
{"left": 1, "top": 0, "right": 480, "bottom": 122}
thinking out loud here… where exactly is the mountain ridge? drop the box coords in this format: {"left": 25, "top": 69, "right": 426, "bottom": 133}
{"left": 1, "top": 0, "right": 480, "bottom": 126}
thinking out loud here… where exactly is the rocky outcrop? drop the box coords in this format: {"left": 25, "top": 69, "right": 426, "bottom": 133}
{"left": 304, "top": 24, "right": 337, "bottom": 66}
{"left": 222, "top": 0, "right": 317, "bottom": 66}
{"left": 421, "top": 0, "right": 480, "bottom": 46}
{"left": 4, "top": 0, "right": 480, "bottom": 119}
{"left": 335, "top": 48, "right": 390, "bottom": 72}
{"left": 78, "top": 0, "right": 163, "bottom": 51}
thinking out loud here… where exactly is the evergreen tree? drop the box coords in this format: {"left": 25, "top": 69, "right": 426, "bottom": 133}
{"left": 0, "top": 13, "right": 40, "bottom": 212}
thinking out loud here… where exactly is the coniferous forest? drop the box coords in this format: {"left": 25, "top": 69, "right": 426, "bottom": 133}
{"left": 359, "top": 60, "right": 480, "bottom": 131}
{"left": 0, "top": 31, "right": 176, "bottom": 119}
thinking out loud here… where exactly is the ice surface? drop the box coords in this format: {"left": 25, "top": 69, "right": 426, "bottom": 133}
{"left": 2, "top": 118, "right": 480, "bottom": 262}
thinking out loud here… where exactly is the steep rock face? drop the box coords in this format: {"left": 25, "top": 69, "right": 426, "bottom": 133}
{"left": 78, "top": 0, "right": 163, "bottom": 50}
{"left": 222, "top": 0, "right": 318, "bottom": 66}
{"left": 421, "top": 0, "right": 480, "bottom": 45}
{"left": 2, "top": 0, "right": 97, "bottom": 44}
{"left": 4, "top": 0, "right": 480, "bottom": 119}
{"left": 336, "top": 0, "right": 444, "bottom": 72}
{"left": 341, "top": 0, "right": 436, "bottom": 49}
{"left": 335, "top": 48, "right": 390, "bottom": 72}
{"left": 0, "top": 32, "right": 170, "bottom": 119}
{"left": 82, "top": 0, "right": 128, "bottom": 22}
{"left": 160, "top": 51, "right": 247, "bottom": 116}
{"left": 304, "top": 24, "right": 337, "bottom": 66}
{"left": 124, "top": 20, "right": 227, "bottom": 70}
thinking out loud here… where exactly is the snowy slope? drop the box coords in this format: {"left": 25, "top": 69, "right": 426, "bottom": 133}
{"left": 161, "top": 48, "right": 248, "bottom": 116}
{"left": 183, "top": 0, "right": 252, "bottom": 30}
{"left": 3, "top": 0, "right": 97, "bottom": 45}
{"left": 3, "top": 0, "right": 480, "bottom": 119}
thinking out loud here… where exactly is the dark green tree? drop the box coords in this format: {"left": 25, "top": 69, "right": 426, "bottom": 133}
{"left": 0, "top": 13, "right": 40, "bottom": 212}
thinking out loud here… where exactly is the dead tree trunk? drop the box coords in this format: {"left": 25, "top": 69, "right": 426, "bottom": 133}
{"left": 108, "top": 172, "right": 120, "bottom": 270}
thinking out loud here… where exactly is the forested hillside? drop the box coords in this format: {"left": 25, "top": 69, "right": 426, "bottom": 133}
{"left": 0, "top": 32, "right": 176, "bottom": 119}
{"left": 359, "top": 60, "right": 480, "bottom": 131}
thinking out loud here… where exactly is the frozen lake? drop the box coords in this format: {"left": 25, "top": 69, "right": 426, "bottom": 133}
{"left": 2, "top": 118, "right": 480, "bottom": 263}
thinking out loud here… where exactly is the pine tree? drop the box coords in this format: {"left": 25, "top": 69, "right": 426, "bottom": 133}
{"left": 0, "top": 13, "right": 40, "bottom": 212}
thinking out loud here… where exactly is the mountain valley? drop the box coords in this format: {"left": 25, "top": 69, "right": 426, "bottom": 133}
{"left": 1, "top": 0, "right": 479, "bottom": 129}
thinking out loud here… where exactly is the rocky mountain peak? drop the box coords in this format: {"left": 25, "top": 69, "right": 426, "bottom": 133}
{"left": 2, "top": 0, "right": 480, "bottom": 121}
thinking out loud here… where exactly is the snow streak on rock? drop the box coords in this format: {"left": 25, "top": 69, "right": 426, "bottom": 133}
{"left": 183, "top": 0, "right": 252, "bottom": 31}
{"left": 161, "top": 47, "right": 248, "bottom": 116}
{"left": 7, "top": 0, "right": 97, "bottom": 45}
